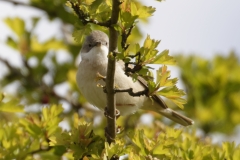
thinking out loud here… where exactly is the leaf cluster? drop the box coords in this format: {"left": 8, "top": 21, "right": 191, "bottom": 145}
{"left": 2, "top": 0, "right": 240, "bottom": 159}
{"left": 177, "top": 52, "right": 240, "bottom": 134}
{"left": 1, "top": 103, "right": 240, "bottom": 160}
{"left": 0, "top": 95, "right": 64, "bottom": 159}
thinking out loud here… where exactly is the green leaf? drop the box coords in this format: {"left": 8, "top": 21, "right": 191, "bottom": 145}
{"left": 129, "top": 2, "right": 155, "bottom": 20}
{"left": 42, "top": 105, "right": 64, "bottom": 136}
{"left": 19, "top": 115, "right": 43, "bottom": 137}
{"left": 4, "top": 17, "right": 25, "bottom": 38}
{"left": 147, "top": 80, "right": 157, "bottom": 95}
{"left": 49, "top": 116, "right": 105, "bottom": 159}
{"left": 152, "top": 143, "right": 170, "bottom": 156}
{"left": 72, "top": 23, "right": 92, "bottom": 44}
{"left": 85, "top": 0, "right": 95, "bottom": 5}
{"left": 140, "top": 35, "right": 160, "bottom": 64}
{"left": 177, "top": 52, "right": 240, "bottom": 133}
{"left": 132, "top": 130, "right": 155, "bottom": 155}
{"left": 153, "top": 50, "right": 176, "bottom": 65}
{"left": 158, "top": 86, "right": 186, "bottom": 109}
{"left": 31, "top": 36, "right": 67, "bottom": 53}
{"left": 120, "top": 11, "right": 138, "bottom": 28}
{"left": 104, "top": 142, "right": 124, "bottom": 159}
{"left": 6, "top": 37, "right": 18, "bottom": 49}
{"left": 222, "top": 142, "right": 235, "bottom": 159}
{"left": 49, "top": 131, "right": 70, "bottom": 146}
{"left": 137, "top": 5, "right": 155, "bottom": 20}
{"left": 156, "top": 65, "right": 178, "bottom": 87}
{"left": 0, "top": 100, "right": 24, "bottom": 113}
{"left": 28, "top": 139, "right": 41, "bottom": 153}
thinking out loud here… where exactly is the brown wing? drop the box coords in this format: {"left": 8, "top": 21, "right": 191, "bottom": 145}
{"left": 118, "top": 60, "right": 194, "bottom": 126}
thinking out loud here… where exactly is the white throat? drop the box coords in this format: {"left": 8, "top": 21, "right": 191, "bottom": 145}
{"left": 81, "top": 45, "right": 108, "bottom": 64}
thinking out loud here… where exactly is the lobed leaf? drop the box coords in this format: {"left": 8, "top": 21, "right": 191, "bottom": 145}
{"left": 153, "top": 49, "right": 176, "bottom": 65}
{"left": 158, "top": 86, "right": 186, "bottom": 109}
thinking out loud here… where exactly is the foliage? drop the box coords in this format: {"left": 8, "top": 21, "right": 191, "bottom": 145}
{"left": 1, "top": 11, "right": 82, "bottom": 109}
{"left": 177, "top": 53, "right": 240, "bottom": 134}
{"left": 0, "top": 0, "right": 240, "bottom": 159}
{"left": 67, "top": 0, "right": 186, "bottom": 108}
{"left": 1, "top": 104, "right": 240, "bottom": 160}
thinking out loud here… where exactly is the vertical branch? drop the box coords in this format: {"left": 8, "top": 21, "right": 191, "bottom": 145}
{"left": 105, "top": 0, "right": 121, "bottom": 144}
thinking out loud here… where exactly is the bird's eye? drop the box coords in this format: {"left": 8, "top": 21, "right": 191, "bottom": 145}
{"left": 105, "top": 42, "right": 108, "bottom": 45}
{"left": 88, "top": 44, "right": 92, "bottom": 47}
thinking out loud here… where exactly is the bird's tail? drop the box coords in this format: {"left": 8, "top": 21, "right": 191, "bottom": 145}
{"left": 158, "top": 108, "right": 194, "bottom": 126}
{"left": 142, "top": 96, "right": 194, "bottom": 126}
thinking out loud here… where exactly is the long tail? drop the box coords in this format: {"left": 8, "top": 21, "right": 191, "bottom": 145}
{"left": 142, "top": 95, "right": 194, "bottom": 126}
{"left": 158, "top": 108, "right": 194, "bottom": 126}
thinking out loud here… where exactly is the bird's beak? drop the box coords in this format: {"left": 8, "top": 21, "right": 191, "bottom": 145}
{"left": 95, "top": 42, "right": 101, "bottom": 47}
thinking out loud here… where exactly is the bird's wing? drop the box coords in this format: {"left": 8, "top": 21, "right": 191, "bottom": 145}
{"left": 118, "top": 60, "right": 194, "bottom": 126}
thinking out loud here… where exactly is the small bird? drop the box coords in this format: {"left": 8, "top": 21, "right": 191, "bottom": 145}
{"left": 76, "top": 30, "right": 194, "bottom": 126}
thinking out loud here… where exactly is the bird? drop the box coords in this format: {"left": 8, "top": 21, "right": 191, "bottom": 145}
{"left": 76, "top": 30, "right": 194, "bottom": 126}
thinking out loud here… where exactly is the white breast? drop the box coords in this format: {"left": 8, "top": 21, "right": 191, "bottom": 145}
{"left": 76, "top": 46, "right": 146, "bottom": 115}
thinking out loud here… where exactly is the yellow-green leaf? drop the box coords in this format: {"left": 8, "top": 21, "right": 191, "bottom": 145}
{"left": 153, "top": 50, "right": 176, "bottom": 65}
{"left": 158, "top": 86, "right": 186, "bottom": 109}
{"left": 4, "top": 17, "right": 25, "bottom": 38}
{"left": 0, "top": 100, "right": 24, "bottom": 113}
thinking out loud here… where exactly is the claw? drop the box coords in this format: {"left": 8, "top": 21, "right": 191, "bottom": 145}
{"left": 104, "top": 107, "right": 121, "bottom": 119}
{"left": 116, "top": 126, "right": 121, "bottom": 134}
{"left": 116, "top": 109, "right": 120, "bottom": 119}
{"left": 96, "top": 72, "right": 106, "bottom": 82}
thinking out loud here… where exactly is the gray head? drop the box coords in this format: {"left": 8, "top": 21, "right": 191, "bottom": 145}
{"left": 81, "top": 30, "right": 109, "bottom": 53}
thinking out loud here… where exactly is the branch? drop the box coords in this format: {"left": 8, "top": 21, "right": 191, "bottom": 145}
{"left": 105, "top": 0, "right": 121, "bottom": 144}
{"left": 115, "top": 88, "right": 148, "bottom": 97}
{"left": 69, "top": 1, "right": 111, "bottom": 27}
{"left": 121, "top": 25, "right": 134, "bottom": 50}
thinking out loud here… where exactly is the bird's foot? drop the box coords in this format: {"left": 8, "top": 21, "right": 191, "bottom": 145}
{"left": 96, "top": 72, "right": 106, "bottom": 82}
{"left": 104, "top": 107, "right": 120, "bottom": 119}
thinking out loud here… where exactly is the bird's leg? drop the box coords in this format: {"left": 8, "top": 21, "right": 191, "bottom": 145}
{"left": 104, "top": 106, "right": 120, "bottom": 120}
{"left": 96, "top": 72, "right": 106, "bottom": 82}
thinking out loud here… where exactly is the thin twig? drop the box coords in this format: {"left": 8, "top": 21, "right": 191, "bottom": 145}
{"left": 121, "top": 25, "right": 134, "bottom": 50}
{"left": 114, "top": 87, "right": 148, "bottom": 97}
{"left": 124, "top": 52, "right": 142, "bottom": 74}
